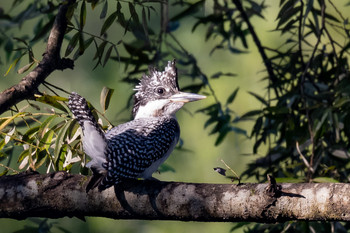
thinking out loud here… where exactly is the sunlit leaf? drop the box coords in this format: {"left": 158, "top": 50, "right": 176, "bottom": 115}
{"left": 313, "top": 177, "right": 339, "bottom": 183}
{"left": 17, "top": 61, "right": 35, "bottom": 74}
{"left": 100, "top": 86, "right": 114, "bottom": 113}
{"left": 0, "top": 112, "right": 25, "bottom": 131}
{"left": 36, "top": 95, "right": 68, "bottom": 113}
{"left": 54, "top": 120, "right": 73, "bottom": 170}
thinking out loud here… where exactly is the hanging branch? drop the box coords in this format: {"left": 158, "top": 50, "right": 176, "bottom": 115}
{"left": 0, "top": 0, "right": 76, "bottom": 115}
{"left": 232, "top": 0, "right": 279, "bottom": 98}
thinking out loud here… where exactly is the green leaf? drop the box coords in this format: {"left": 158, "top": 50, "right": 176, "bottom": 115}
{"left": 211, "top": 72, "right": 237, "bottom": 79}
{"left": 158, "top": 163, "right": 176, "bottom": 173}
{"left": 54, "top": 120, "right": 73, "bottom": 170}
{"left": 40, "top": 129, "right": 54, "bottom": 151}
{"left": 36, "top": 95, "right": 68, "bottom": 113}
{"left": 65, "top": 32, "right": 80, "bottom": 57}
{"left": 17, "top": 61, "right": 35, "bottom": 74}
{"left": 22, "top": 126, "right": 40, "bottom": 142}
{"left": 18, "top": 149, "right": 29, "bottom": 164}
{"left": 128, "top": 2, "right": 139, "bottom": 24}
{"left": 38, "top": 115, "right": 57, "bottom": 138}
{"left": 84, "top": 37, "right": 94, "bottom": 51}
{"left": 40, "top": 95, "right": 66, "bottom": 109}
{"left": 103, "top": 45, "right": 113, "bottom": 67}
{"left": 248, "top": 92, "right": 269, "bottom": 106}
{"left": 93, "top": 41, "right": 108, "bottom": 69}
{"left": 226, "top": 87, "right": 239, "bottom": 105}
{"left": 274, "top": 177, "right": 304, "bottom": 183}
{"left": 0, "top": 112, "right": 25, "bottom": 131}
{"left": 100, "top": 11, "right": 118, "bottom": 36}
{"left": 141, "top": 7, "right": 149, "bottom": 41}
{"left": 240, "top": 110, "right": 262, "bottom": 119}
{"left": 100, "top": 0, "right": 108, "bottom": 19}
{"left": 4, "top": 54, "right": 25, "bottom": 76}
{"left": 80, "top": 0, "right": 86, "bottom": 30}
{"left": 100, "top": 86, "right": 114, "bottom": 113}
{"left": 313, "top": 177, "right": 339, "bottom": 183}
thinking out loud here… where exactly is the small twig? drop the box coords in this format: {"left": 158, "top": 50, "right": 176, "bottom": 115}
{"left": 220, "top": 159, "right": 240, "bottom": 183}
{"left": 43, "top": 81, "right": 71, "bottom": 95}
{"left": 0, "top": 163, "right": 19, "bottom": 174}
{"left": 296, "top": 141, "right": 314, "bottom": 174}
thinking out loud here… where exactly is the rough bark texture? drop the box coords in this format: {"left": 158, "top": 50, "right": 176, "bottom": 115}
{"left": 1, "top": 171, "right": 350, "bottom": 222}
{"left": 0, "top": 0, "right": 75, "bottom": 115}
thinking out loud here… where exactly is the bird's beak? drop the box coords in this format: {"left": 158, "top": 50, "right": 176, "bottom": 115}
{"left": 170, "top": 92, "right": 206, "bottom": 103}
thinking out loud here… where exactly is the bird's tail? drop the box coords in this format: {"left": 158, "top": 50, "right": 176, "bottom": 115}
{"left": 68, "top": 92, "right": 107, "bottom": 190}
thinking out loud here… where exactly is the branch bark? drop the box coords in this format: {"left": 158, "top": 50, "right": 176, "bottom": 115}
{"left": 1, "top": 171, "right": 350, "bottom": 223}
{"left": 0, "top": 0, "right": 75, "bottom": 115}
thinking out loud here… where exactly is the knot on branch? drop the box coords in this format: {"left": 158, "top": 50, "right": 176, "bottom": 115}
{"left": 57, "top": 58, "right": 74, "bottom": 70}
{"left": 265, "top": 175, "right": 282, "bottom": 198}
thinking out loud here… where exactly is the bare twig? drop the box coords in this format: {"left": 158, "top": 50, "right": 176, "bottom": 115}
{"left": 0, "top": 0, "right": 76, "bottom": 115}
{"left": 296, "top": 141, "right": 314, "bottom": 174}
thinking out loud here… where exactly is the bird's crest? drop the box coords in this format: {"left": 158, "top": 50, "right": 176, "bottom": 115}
{"left": 132, "top": 60, "right": 180, "bottom": 117}
{"left": 134, "top": 60, "right": 179, "bottom": 92}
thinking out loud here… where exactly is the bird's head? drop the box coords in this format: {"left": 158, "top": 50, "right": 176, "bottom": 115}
{"left": 132, "top": 60, "right": 206, "bottom": 119}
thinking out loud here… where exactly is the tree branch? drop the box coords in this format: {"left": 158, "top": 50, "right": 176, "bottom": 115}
{"left": 0, "top": 0, "right": 75, "bottom": 115}
{"left": 232, "top": 0, "right": 279, "bottom": 98}
{"left": 1, "top": 171, "right": 350, "bottom": 222}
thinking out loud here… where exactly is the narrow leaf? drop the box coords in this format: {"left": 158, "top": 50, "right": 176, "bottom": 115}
{"left": 100, "top": 86, "right": 114, "bottom": 113}
{"left": 100, "top": 0, "right": 108, "bottom": 19}
{"left": 226, "top": 87, "right": 239, "bottom": 105}
{"left": 17, "top": 61, "right": 35, "bottom": 74}
{"left": 36, "top": 95, "right": 68, "bottom": 113}
{"left": 248, "top": 92, "right": 269, "bottom": 106}
{"left": 100, "top": 11, "right": 118, "bottom": 36}
{"left": 128, "top": 2, "right": 139, "bottom": 24}
{"left": 0, "top": 112, "right": 24, "bottom": 131}
{"left": 65, "top": 32, "right": 80, "bottom": 57}
{"left": 141, "top": 7, "right": 149, "bottom": 41}
{"left": 54, "top": 120, "right": 72, "bottom": 169}
{"left": 103, "top": 45, "right": 113, "bottom": 67}
{"left": 80, "top": 0, "right": 86, "bottom": 30}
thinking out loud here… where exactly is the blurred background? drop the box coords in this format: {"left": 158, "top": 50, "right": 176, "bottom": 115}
{"left": 0, "top": 0, "right": 322, "bottom": 232}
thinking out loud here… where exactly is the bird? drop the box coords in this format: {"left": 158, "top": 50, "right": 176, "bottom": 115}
{"left": 68, "top": 60, "right": 206, "bottom": 191}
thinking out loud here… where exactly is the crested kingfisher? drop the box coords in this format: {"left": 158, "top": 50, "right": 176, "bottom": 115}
{"left": 68, "top": 60, "right": 206, "bottom": 191}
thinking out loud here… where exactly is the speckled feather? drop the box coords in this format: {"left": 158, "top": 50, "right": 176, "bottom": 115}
{"left": 100, "top": 116, "right": 179, "bottom": 189}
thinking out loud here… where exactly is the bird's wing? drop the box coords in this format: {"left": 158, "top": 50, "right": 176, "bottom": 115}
{"left": 99, "top": 117, "right": 180, "bottom": 190}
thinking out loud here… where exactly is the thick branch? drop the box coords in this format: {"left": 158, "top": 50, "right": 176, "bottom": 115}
{"left": 1, "top": 171, "right": 350, "bottom": 222}
{"left": 0, "top": 0, "right": 75, "bottom": 115}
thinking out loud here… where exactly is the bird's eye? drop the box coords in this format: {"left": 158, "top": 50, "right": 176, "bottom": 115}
{"left": 156, "top": 87, "right": 165, "bottom": 95}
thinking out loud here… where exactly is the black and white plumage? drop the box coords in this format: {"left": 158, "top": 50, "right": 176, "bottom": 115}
{"left": 68, "top": 60, "right": 206, "bottom": 191}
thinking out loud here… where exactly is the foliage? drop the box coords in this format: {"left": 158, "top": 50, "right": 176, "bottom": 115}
{"left": 0, "top": 0, "right": 350, "bottom": 232}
